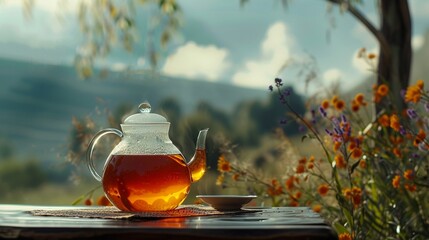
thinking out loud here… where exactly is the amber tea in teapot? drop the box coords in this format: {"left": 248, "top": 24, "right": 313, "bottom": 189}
{"left": 86, "top": 102, "right": 208, "bottom": 212}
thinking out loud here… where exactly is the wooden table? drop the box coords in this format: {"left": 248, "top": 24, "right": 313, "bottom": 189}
{"left": 0, "top": 204, "right": 338, "bottom": 240}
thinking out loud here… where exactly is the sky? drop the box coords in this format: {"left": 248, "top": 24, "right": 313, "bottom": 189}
{"left": 0, "top": 0, "right": 428, "bottom": 96}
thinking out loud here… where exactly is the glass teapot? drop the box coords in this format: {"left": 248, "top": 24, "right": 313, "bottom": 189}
{"left": 86, "top": 102, "right": 208, "bottom": 212}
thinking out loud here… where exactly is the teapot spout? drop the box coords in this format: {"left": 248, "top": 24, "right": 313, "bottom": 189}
{"left": 188, "top": 128, "right": 209, "bottom": 182}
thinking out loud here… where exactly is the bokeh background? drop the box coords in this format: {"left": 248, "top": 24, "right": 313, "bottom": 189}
{"left": 0, "top": 0, "right": 428, "bottom": 205}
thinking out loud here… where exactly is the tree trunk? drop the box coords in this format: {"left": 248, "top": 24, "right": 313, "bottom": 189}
{"left": 377, "top": 0, "right": 412, "bottom": 114}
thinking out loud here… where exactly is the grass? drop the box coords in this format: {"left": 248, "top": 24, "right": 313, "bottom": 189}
{"left": 0, "top": 182, "right": 102, "bottom": 206}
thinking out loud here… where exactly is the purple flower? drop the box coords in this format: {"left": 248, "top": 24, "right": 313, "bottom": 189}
{"left": 334, "top": 127, "right": 343, "bottom": 135}
{"left": 283, "top": 88, "right": 292, "bottom": 97}
{"left": 280, "top": 118, "right": 288, "bottom": 125}
{"left": 406, "top": 108, "right": 418, "bottom": 119}
{"left": 319, "top": 106, "right": 327, "bottom": 117}
{"left": 268, "top": 85, "right": 274, "bottom": 92}
{"left": 274, "top": 78, "right": 283, "bottom": 87}
{"left": 279, "top": 94, "right": 287, "bottom": 104}
{"left": 399, "top": 126, "right": 407, "bottom": 135}
{"left": 341, "top": 114, "right": 347, "bottom": 123}
{"left": 425, "top": 103, "right": 429, "bottom": 113}
{"left": 400, "top": 89, "right": 406, "bottom": 100}
{"left": 325, "top": 129, "right": 333, "bottom": 136}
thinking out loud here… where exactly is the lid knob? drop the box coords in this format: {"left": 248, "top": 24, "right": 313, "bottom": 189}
{"left": 139, "top": 102, "right": 152, "bottom": 113}
{"left": 123, "top": 102, "right": 167, "bottom": 124}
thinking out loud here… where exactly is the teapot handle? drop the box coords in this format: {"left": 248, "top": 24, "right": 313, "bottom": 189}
{"left": 86, "top": 128, "right": 123, "bottom": 182}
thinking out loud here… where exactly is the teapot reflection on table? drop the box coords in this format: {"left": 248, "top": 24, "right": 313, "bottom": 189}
{"left": 86, "top": 102, "right": 208, "bottom": 212}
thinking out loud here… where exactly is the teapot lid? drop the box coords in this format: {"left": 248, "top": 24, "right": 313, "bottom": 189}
{"left": 123, "top": 102, "right": 167, "bottom": 124}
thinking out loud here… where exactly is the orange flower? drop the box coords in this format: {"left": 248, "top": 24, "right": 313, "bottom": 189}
{"left": 416, "top": 79, "right": 424, "bottom": 89}
{"left": 293, "top": 191, "right": 302, "bottom": 200}
{"left": 390, "top": 114, "right": 401, "bottom": 132}
{"left": 351, "top": 187, "right": 362, "bottom": 206}
{"left": 359, "top": 159, "right": 367, "bottom": 169}
{"left": 321, "top": 100, "right": 330, "bottom": 109}
{"left": 390, "top": 136, "right": 403, "bottom": 145}
{"left": 404, "top": 169, "right": 414, "bottom": 181}
{"left": 378, "top": 114, "right": 390, "bottom": 127}
{"left": 289, "top": 201, "right": 299, "bottom": 207}
{"left": 84, "top": 198, "right": 93, "bottom": 206}
{"left": 334, "top": 99, "right": 346, "bottom": 111}
{"left": 367, "top": 53, "right": 376, "bottom": 59}
{"left": 405, "top": 80, "right": 424, "bottom": 103}
{"left": 339, "top": 232, "right": 352, "bottom": 240}
{"left": 285, "top": 176, "right": 295, "bottom": 190}
{"left": 343, "top": 187, "right": 362, "bottom": 207}
{"left": 377, "top": 84, "right": 389, "bottom": 97}
{"left": 318, "top": 184, "right": 329, "bottom": 196}
{"left": 335, "top": 154, "right": 347, "bottom": 169}
{"left": 217, "top": 154, "right": 231, "bottom": 172}
{"left": 298, "top": 157, "right": 307, "bottom": 164}
{"left": 348, "top": 141, "right": 357, "bottom": 151}
{"left": 405, "top": 184, "right": 417, "bottom": 192}
{"left": 271, "top": 179, "right": 279, "bottom": 186}
{"left": 232, "top": 173, "right": 240, "bottom": 181}
{"left": 392, "top": 175, "right": 401, "bottom": 189}
{"left": 296, "top": 163, "right": 306, "bottom": 174}
{"left": 333, "top": 141, "right": 342, "bottom": 151}
{"left": 307, "top": 162, "right": 314, "bottom": 170}
{"left": 351, "top": 148, "right": 363, "bottom": 159}
{"left": 312, "top": 204, "right": 322, "bottom": 213}
{"left": 267, "top": 179, "right": 283, "bottom": 196}
{"left": 355, "top": 93, "right": 366, "bottom": 105}
{"left": 351, "top": 102, "right": 360, "bottom": 112}
{"left": 414, "top": 129, "right": 427, "bottom": 147}
{"left": 393, "top": 147, "right": 402, "bottom": 158}
{"left": 331, "top": 95, "right": 339, "bottom": 104}
{"left": 342, "top": 188, "right": 352, "bottom": 198}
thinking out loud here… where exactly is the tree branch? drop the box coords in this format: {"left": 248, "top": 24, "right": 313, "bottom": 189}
{"left": 326, "top": 0, "right": 391, "bottom": 58}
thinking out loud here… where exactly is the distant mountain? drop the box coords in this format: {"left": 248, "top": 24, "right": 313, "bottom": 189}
{"left": 0, "top": 58, "right": 267, "bottom": 163}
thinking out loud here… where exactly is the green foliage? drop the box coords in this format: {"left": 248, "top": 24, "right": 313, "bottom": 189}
{"left": 0, "top": 158, "right": 47, "bottom": 193}
{"left": 75, "top": 0, "right": 182, "bottom": 79}
{"left": 0, "top": 138, "right": 13, "bottom": 159}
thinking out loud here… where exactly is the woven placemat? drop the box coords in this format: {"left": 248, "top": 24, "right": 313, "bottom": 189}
{"left": 30, "top": 205, "right": 254, "bottom": 220}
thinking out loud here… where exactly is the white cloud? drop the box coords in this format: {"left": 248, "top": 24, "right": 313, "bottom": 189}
{"left": 412, "top": 35, "right": 425, "bottom": 50}
{"left": 162, "top": 41, "right": 230, "bottom": 81}
{"left": 111, "top": 62, "right": 128, "bottom": 72}
{"left": 232, "top": 22, "right": 293, "bottom": 89}
{"left": 0, "top": 0, "right": 80, "bottom": 48}
{"left": 323, "top": 68, "right": 342, "bottom": 85}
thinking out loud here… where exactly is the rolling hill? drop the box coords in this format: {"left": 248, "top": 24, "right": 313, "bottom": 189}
{"left": 0, "top": 58, "right": 267, "bottom": 164}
